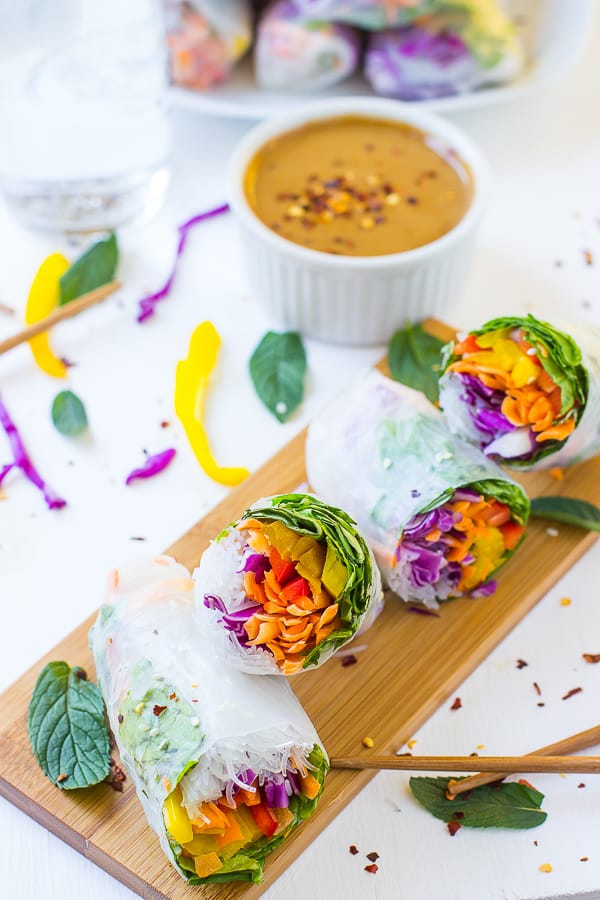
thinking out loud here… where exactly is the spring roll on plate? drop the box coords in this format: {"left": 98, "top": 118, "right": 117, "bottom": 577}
{"left": 306, "top": 371, "right": 529, "bottom": 608}
{"left": 90, "top": 557, "right": 328, "bottom": 886}
{"left": 194, "top": 493, "right": 383, "bottom": 674}
{"left": 255, "top": 1, "right": 360, "bottom": 91}
{"left": 439, "top": 315, "right": 600, "bottom": 470}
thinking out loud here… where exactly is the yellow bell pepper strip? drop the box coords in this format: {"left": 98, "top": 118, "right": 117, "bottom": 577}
{"left": 174, "top": 321, "right": 249, "bottom": 487}
{"left": 25, "top": 253, "right": 70, "bottom": 377}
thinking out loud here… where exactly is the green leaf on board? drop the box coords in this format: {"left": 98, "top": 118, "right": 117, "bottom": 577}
{"left": 388, "top": 323, "right": 445, "bottom": 403}
{"left": 28, "top": 661, "right": 111, "bottom": 790}
{"left": 409, "top": 776, "right": 547, "bottom": 829}
{"left": 249, "top": 331, "right": 307, "bottom": 423}
{"left": 51, "top": 390, "right": 88, "bottom": 436}
{"left": 531, "top": 496, "right": 600, "bottom": 531}
{"left": 59, "top": 232, "right": 118, "bottom": 305}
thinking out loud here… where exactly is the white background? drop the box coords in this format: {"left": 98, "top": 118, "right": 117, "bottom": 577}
{"left": 1, "top": 9, "right": 600, "bottom": 900}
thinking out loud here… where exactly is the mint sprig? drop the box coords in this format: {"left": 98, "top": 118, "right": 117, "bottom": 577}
{"left": 59, "top": 233, "right": 119, "bottom": 305}
{"left": 249, "top": 331, "right": 307, "bottom": 423}
{"left": 531, "top": 496, "right": 600, "bottom": 531}
{"left": 410, "top": 776, "right": 547, "bottom": 829}
{"left": 28, "top": 661, "right": 111, "bottom": 790}
{"left": 388, "top": 324, "right": 445, "bottom": 403}
{"left": 51, "top": 390, "right": 88, "bottom": 436}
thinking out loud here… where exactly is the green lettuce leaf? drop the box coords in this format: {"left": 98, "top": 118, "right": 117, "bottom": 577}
{"left": 243, "top": 495, "right": 375, "bottom": 668}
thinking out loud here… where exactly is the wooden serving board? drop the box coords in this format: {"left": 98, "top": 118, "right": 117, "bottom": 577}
{"left": 1, "top": 320, "right": 599, "bottom": 900}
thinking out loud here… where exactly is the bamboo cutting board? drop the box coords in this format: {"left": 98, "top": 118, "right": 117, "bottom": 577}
{"left": 1, "top": 319, "right": 599, "bottom": 900}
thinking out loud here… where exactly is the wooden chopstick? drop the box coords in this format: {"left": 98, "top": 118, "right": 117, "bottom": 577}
{"left": 445, "top": 723, "right": 600, "bottom": 797}
{"left": 330, "top": 754, "right": 600, "bottom": 775}
{"left": 0, "top": 280, "right": 121, "bottom": 357}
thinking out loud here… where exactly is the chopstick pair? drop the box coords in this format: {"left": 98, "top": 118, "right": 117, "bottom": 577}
{"left": 330, "top": 723, "right": 600, "bottom": 797}
{"left": 0, "top": 280, "right": 121, "bottom": 357}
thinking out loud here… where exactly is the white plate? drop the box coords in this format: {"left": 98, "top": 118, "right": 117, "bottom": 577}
{"left": 169, "top": 0, "right": 593, "bottom": 120}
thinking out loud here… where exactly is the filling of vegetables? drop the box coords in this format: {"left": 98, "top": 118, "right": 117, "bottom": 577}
{"left": 448, "top": 327, "right": 578, "bottom": 459}
{"left": 163, "top": 764, "right": 322, "bottom": 880}
{"left": 205, "top": 518, "right": 347, "bottom": 674}
{"left": 395, "top": 488, "right": 525, "bottom": 603}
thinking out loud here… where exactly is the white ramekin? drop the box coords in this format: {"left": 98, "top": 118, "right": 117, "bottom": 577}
{"left": 228, "top": 97, "right": 489, "bottom": 346}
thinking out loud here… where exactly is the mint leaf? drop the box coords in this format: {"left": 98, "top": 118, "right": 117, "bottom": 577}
{"left": 410, "top": 776, "right": 547, "bottom": 829}
{"left": 531, "top": 496, "right": 600, "bottom": 531}
{"left": 249, "top": 332, "right": 307, "bottom": 423}
{"left": 28, "top": 661, "right": 111, "bottom": 789}
{"left": 51, "top": 390, "right": 88, "bottom": 436}
{"left": 388, "top": 324, "right": 444, "bottom": 403}
{"left": 59, "top": 233, "right": 118, "bottom": 305}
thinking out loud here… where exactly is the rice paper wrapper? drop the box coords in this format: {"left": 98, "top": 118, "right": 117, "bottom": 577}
{"left": 165, "top": 0, "right": 252, "bottom": 89}
{"left": 255, "top": 1, "right": 360, "bottom": 91}
{"left": 90, "top": 556, "right": 327, "bottom": 885}
{"left": 439, "top": 316, "right": 600, "bottom": 470}
{"left": 194, "top": 493, "right": 383, "bottom": 675}
{"left": 306, "top": 371, "right": 529, "bottom": 606}
{"left": 364, "top": 14, "right": 522, "bottom": 100}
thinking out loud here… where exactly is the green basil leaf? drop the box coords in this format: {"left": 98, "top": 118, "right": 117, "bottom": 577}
{"left": 531, "top": 496, "right": 600, "bottom": 531}
{"left": 249, "top": 331, "right": 307, "bottom": 423}
{"left": 410, "top": 776, "right": 547, "bottom": 829}
{"left": 388, "top": 324, "right": 445, "bottom": 403}
{"left": 59, "top": 232, "right": 118, "bottom": 305}
{"left": 51, "top": 390, "right": 88, "bottom": 436}
{"left": 28, "top": 661, "right": 111, "bottom": 790}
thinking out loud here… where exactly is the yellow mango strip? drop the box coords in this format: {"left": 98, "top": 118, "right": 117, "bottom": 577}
{"left": 25, "top": 253, "right": 70, "bottom": 377}
{"left": 174, "top": 321, "right": 249, "bottom": 487}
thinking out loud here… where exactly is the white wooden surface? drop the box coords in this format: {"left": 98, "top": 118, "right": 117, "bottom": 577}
{"left": 1, "top": 11, "right": 600, "bottom": 899}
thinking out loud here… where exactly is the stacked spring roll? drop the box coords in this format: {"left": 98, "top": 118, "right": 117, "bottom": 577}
{"left": 439, "top": 315, "right": 600, "bottom": 469}
{"left": 306, "top": 371, "right": 529, "bottom": 608}
{"left": 255, "top": 1, "right": 361, "bottom": 91}
{"left": 364, "top": 5, "right": 523, "bottom": 100}
{"left": 194, "top": 493, "right": 383, "bottom": 674}
{"left": 165, "top": 0, "right": 252, "bottom": 89}
{"left": 90, "top": 556, "right": 328, "bottom": 885}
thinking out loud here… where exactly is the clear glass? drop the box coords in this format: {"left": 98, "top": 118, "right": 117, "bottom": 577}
{"left": 0, "top": 0, "right": 170, "bottom": 232}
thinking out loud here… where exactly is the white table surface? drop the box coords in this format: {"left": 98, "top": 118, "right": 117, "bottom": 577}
{"left": 1, "top": 14, "right": 600, "bottom": 900}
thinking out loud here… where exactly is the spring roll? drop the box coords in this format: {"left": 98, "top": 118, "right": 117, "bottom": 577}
{"left": 306, "top": 371, "right": 529, "bottom": 608}
{"left": 194, "top": 493, "right": 383, "bottom": 675}
{"left": 364, "top": 9, "right": 522, "bottom": 100}
{"left": 255, "top": 1, "right": 360, "bottom": 91}
{"left": 438, "top": 315, "right": 600, "bottom": 470}
{"left": 90, "top": 556, "right": 328, "bottom": 886}
{"left": 165, "top": 0, "right": 252, "bottom": 89}
{"left": 290, "top": 0, "right": 433, "bottom": 30}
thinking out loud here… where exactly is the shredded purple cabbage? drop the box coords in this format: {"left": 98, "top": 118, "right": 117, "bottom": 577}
{"left": 458, "top": 373, "right": 515, "bottom": 440}
{"left": 125, "top": 448, "right": 176, "bottom": 485}
{"left": 203, "top": 593, "right": 260, "bottom": 647}
{"left": 471, "top": 580, "right": 498, "bottom": 598}
{"left": 240, "top": 552, "right": 270, "bottom": 583}
{"left": 137, "top": 204, "right": 230, "bottom": 323}
{"left": 0, "top": 394, "right": 66, "bottom": 510}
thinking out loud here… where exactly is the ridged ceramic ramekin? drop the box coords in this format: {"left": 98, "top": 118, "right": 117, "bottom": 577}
{"left": 228, "top": 97, "right": 489, "bottom": 346}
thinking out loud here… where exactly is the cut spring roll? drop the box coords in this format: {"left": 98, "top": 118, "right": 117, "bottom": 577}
{"left": 194, "top": 493, "right": 383, "bottom": 674}
{"left": 255, "top": 1, "right": 360, "bottom": 91}
{"left": 439, "top": 315, "right": 600, "bottom": 469}
{"left": 306, "top": 371, "right": 529, "bottom": 608}
{"left": 90, "top": 557, "right": 328, "bottom": 885}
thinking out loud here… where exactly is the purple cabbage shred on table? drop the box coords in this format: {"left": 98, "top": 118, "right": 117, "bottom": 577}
{"left": 0, "top": 393, "right": 66, "bottom": 510}
{"left": 125, "top": 448, "right": 176, "bottom": 485}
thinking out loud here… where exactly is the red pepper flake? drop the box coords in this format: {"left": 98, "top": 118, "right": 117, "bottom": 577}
{"left": 106, "top": 764, "right": 127, "bottom": 792}
{"left": 364, "top": 863, "right": 379, "bottom": 874}
{"left": 450, "top": 697, "right": 462, "bottom": 711}
{"left": 583, "top": 653, "right": 600, "bottom": 664}
{"left": 153, "top": 704, "right": 167, "bottom": 716}
{"left": 0, "top": 301, "right": 15, "bottom": 316}
{"left": 580, "top": 857, "right": 589, "bottom": 862}
{"left": 537, "top": 702, "right": 545, "bottom": 707}
{"left": 577, "top": 783, "right": 586, "bottom": 788}
{"left": 130, "top": 536, "right": 147, "bottom": 542}
{"left": 583, "top": 249, "right": 594, "bottom": 266}
{"left": 56, "top": 773, "right": 68, "bottom": 783}
{"left": 169, "top": 692, "right": 177, "bottom": 700}
{"left": 160, "top": 420, "right": 170, "bottom": 429}
{"left": 73, "top": 668, "right": 87, "bottom": 681}
{"left": 366, "top": 852, "right": 379, "bottom": 862}
{"left": 341, "top": 654, "right": 357, "bottom": 667}
{"left": 407, "top": 605, "right": 441, "bottom": 618}
{"left": 562, "top": 687, "right": 583, "bottom": 700}
{"left": 533, "top": 840, "right": 538, "bottom": 846}
{"left": 518, "top": 779, "right": 538, "bottom": 790}
{"left": 516, "top": 658, "right": 528, "bottom": 669}
{"left": 453, "top": 811, "right": 465, "bottom": 820}
{"left": 447, "top": 820, "right": 462, "bottom": 836}
{"left": 533, "top": 682, "right": 542, "bottom": 696}
{"left": 349, "top": 845, "right": 359, "bottom": 855}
